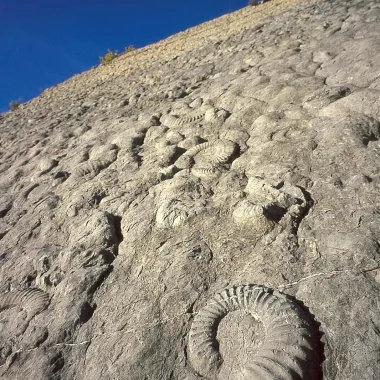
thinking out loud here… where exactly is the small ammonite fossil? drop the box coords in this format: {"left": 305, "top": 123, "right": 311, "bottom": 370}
{"left": 0, "top": 288, "right": 49, "bottom": 316}
{"left": 188, "top": 284, "right": 322, "bottom": 379}
{"left": 175, "top": 139, "right": 239, "bottom": 179}
{"left": 0, "top": 288, "right": 49, "bottom": 334}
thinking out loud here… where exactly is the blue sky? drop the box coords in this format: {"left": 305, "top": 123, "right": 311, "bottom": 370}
{"left": 0, "top": 0, "right": 251, "bottom": 112}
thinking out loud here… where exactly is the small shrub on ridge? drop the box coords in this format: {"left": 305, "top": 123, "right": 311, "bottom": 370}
{"left": 124, "top": 45, "right": 136, "bottom": 53}
{"left": 9, "top": 98, "right": 22, "bottom": 111}
{"left": 99, "top": 49, "right": 119, "bottom": 64}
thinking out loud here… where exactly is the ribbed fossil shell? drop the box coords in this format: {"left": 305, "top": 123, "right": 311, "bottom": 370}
{"left": 196, "top": 140, "right": 237, "bottom": 166}
{"left": 191, "top": 166, "right": 222, "bottom": 179}
{"left": 188, "top": 284, "right": 321, "bottom": 379}
{"left": 161, "top": 110, "right": 206, "bottom": 128}
{"left": 175, "top": 139, "right": 238, "bottom": 178}
{"left": 72, "top": 158, "right": 114, "bottom": 178}
{"left": 183, "top": 141, "right": 215, "bottom": 158}
{"left": 233, "top": 200, "right": 263, "bottom": 220}
{"left": 232, "top": 200, "right": 274, "bottom": 233}
{"left": 0, "top": 288, "right": 49, "bottom": 318}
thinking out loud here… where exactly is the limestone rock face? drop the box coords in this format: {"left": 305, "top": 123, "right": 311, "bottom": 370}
{"left": 1, "top": 0, "right": 380, "bottom": 379}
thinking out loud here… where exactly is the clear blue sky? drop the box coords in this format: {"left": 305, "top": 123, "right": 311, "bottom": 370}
{"left": 0, "top": 0, "right": 251, "bottom": 112}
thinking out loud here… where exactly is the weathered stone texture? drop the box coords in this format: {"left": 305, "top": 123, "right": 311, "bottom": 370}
{"left": 1, "top": 0, "right": 380, "bottom": 379}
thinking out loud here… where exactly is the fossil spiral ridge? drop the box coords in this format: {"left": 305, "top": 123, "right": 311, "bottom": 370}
{"left": 0, "top": 288, "right": 49, "bottom": 324}
{"left": 174, "top": 139, "right": 238, "bottom": 178}
{"left": 161, "top": 110, "right": 206, "bottom": 128}
{"left": 188, "top": 284, "right": 322, "bottom": 379}
{"left": 72, "top": 158, "right": 115, "bottom": 178}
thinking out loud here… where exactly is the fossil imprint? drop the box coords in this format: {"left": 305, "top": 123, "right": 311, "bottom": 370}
{"left": 161, "top": 110, "right": 206, "bottom": 128}
{"left": 161, "top": 106, "right": 228, "bottom": 129}
{"left": 175, "top": 139, "right": 239, "bottom": 178}
{"left": 72, "top": 158, "right": 114, "bottom": 178}
{"left": 188, "top": 284, "right": 322, "bottom": 379}
{"left": 0, "top": 288, "right": 49, "bottom": 332}
{"left": 232, "top": 200, "right": 274, "bottom": 233}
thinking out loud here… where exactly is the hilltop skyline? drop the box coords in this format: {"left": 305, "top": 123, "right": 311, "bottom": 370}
{"left": 1, "top": 0, "right": 252, "bottom": 112}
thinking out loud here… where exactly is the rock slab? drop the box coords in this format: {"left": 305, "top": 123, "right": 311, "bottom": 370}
{"left": 1, "top": 0, "right": 380, "bottom": 379}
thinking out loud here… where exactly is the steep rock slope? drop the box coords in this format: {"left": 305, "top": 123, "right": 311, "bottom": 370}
{"left": 1, "top": 0, "right": 380, "bottom": 379}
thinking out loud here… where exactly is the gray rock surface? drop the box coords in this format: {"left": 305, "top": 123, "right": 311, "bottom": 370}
{"left": 1, "top": 0, "right": 380, "bottom": 378}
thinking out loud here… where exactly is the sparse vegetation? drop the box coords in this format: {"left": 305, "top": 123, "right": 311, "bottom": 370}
{"left": 99, "top": 49, "right": 119, "bottom": 64}
{"left": 9, "top": 98, "right": 22, "bottom": 111}
{"left": 99, "top": 46, "right": 136, "bottom": 64}
{"left": 124, "top": 45, "right": 136, "bottom": 53}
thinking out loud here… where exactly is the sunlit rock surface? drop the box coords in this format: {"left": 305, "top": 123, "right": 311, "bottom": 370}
{"left": 1, "top": 0, "right": 380, "bottom": 379}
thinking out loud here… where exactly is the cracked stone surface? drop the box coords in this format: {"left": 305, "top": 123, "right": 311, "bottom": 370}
{"left": 1, "top": 0, "right": 380, "bottom": 379}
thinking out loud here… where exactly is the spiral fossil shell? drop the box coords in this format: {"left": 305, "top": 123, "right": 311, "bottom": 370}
{"left": 191, "top": 166, "right": 222, "bottom": 179}
{"left": 185, "top": 139, "right": 237, "bottom": 165}
{"left": 232, "top": 200, "right": 274, "bottom": 233}
{"left": 175, "top": 139, "right": 238, "bottom": 178}
{"left": 188, "top": 284, "right": 321, "bottom": 379}
{"left": 0, "top": 288, "right": 49, "bottom": 320}
{"left": 161, "top": 110, "right": 206, "bottom": 128}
